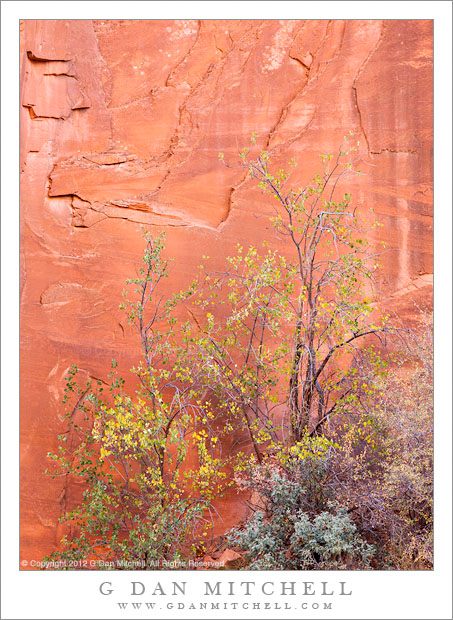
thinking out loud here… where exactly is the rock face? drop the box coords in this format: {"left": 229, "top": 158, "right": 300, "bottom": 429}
{"left": 20, "top": 19, "right": 433, "bottom": 565}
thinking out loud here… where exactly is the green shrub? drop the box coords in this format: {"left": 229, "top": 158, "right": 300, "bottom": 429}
{"left": 228, "top": 436, "right": 375, "bottom": 570}
{"left": 43, "top": 234, "right": 229, "bottom": 569}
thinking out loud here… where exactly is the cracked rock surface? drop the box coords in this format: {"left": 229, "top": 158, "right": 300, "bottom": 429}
{"left": 20, "top": 19, "right": 433, "bottom": 564}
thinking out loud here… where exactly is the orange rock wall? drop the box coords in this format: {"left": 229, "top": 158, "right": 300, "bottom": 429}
{"left": 20, "top": 19, "right": 433, "bottom": 563}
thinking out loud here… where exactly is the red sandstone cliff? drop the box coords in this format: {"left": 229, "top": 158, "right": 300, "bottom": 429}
{"left": 20, "top": 19, "right": 432, "bottom": 564}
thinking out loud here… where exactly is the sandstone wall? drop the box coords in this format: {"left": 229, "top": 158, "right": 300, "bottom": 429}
{"left": 20, "top": 19, "right": 433, "bottom": 563}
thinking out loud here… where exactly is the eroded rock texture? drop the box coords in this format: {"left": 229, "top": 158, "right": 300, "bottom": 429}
{"left": 20, "top": 19, "right": 433, "bottom": 563}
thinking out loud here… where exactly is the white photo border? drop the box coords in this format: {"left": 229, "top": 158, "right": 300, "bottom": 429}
{"left": 2, "top": 2, "right": 451, "bottom": 619}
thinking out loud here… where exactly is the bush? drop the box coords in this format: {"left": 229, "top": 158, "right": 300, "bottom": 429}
{"left": 228, "top": 314, "right": 433, "bottom": 570}
{"left": 333, "top": 312, "right": 433, "bottom": 568}
{"left": 43, "top": 234, "right": 230, "bottom": 569}
{"left": 228, "top": 438, "right": 375, "bottom": 570}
